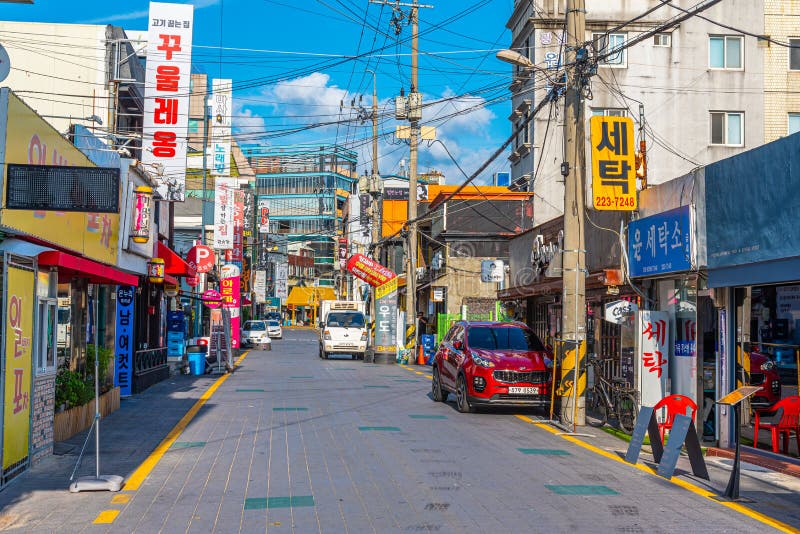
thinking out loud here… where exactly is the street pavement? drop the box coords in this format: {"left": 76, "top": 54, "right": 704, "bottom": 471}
{"left": 0, "top": 329, "right": 798, "bottom": 533}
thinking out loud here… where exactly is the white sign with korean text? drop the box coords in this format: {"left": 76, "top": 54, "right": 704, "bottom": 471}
{"left": 637, "top": 310, "right": 670, "bottom": 413}
{"left": 480, "top": 260, "right": 504, "bottom": 283}
{"left": 142, "top": 2, "right": 194, "bottom": 202}
{"left": 254, "top": 270, "right": 267, "bottom": 304}
{"left": 213, "top": 177, "right": 237, "bottom": 249}
{"left": 275, "top": 263, "right": 288, "bottom": 299}
{"left": 210, "top": 78, "right": 232, "bottom": 176}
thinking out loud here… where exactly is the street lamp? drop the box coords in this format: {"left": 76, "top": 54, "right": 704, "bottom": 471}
{"left": 496, "top": 49, "right": 534, "bottom": 70}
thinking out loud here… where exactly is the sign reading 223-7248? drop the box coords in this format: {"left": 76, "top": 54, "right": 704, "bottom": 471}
{"left": 590, "top": 116, "right": 637, "bottom": 211}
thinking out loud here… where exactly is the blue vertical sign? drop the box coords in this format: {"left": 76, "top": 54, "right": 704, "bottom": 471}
{"left": 628, "top": 205, "right": 692, "bottom": 277}
{"left": 115, "top": 285, "right": 135, "bottom": 397}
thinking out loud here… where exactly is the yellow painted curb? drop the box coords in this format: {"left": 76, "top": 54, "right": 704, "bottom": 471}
{"left": 93, "top": 510, "right": 120, "bottom": 524}
{"left": 514, "top": 415, "right": 800, "bottom": 534}
{"left": 123, "top": 351, "right": 250, "bottom": 491}
{"left": 110, "top": 493, "right": 131, "bottom": 504}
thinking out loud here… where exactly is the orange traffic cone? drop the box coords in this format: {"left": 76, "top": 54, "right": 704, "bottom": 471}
{"left": 416, "top": 344, "right": 426, "bottom": 365}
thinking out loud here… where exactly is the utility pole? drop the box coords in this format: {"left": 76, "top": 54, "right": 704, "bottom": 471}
{"left": 560, "top": 0, "right": 588, "bottom": 428}
{"left": 376, "top": 0, "right": 432, "bottom": 360}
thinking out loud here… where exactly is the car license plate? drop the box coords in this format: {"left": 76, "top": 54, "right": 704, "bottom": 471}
{"left": 508, "top": 386, "right": 538, "bottom": 395}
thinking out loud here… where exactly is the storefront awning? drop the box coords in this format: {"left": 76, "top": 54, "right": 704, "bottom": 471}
{"left": 38, "top": 250, "right": 139, "bottom": 286}
{"left": 157, "top": 241, "right": 196, "bottom": 277}
{"left": 707, "top": 257, "right": 800, "bottom": 288}
{"left": 286, "top": 286, "right": 337, "bottom": 307}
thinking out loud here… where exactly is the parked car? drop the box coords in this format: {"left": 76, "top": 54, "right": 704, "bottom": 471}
{"left": 431, "top": 321, "right": 554, "bottom": 413}
{"left": 240, "top": 321, "right": 273, "bottom": 350}
{"left": 266, "top": 320, "right": 283, "bottom": 339}
{"left": 749, "top": 350, "right": 782, "bottom": 408}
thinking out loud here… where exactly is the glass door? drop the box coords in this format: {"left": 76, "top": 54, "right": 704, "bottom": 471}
{"left": 36, "top": 299, "right": 57, "bottom": 374}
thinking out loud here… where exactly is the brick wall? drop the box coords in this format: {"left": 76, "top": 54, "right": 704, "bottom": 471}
{"left": 764, "top": 1, "right": 800, "bottom": 141}
{"left": 30, "top": 375, "right": 55, "bottom": 465}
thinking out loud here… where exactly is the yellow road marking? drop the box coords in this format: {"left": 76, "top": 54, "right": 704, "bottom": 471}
{"left": 514, "top": 415, "right": 800, "bottom": 534}
{"left": 415, "top": 371, "right": 425, "bottom": 375}
{"left": 123, "top": 351, "right": 250, "bottom": 491}
{"left": 93, "top": 510, "right": 120, "bottom": 524}
{"left": 110, "top": 493, "right": 131, "bottom": 504}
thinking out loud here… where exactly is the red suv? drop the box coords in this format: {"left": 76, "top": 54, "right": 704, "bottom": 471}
{"left": 431, "top": 321, "right": 554, "bottom": 413}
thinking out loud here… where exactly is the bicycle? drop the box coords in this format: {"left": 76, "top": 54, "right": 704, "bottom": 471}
{"left": 585, "top": 357, "right": 638, "bottom": 434}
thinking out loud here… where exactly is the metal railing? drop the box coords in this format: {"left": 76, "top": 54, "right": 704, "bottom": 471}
{"left": 132, "top": 347, "right": 169, "bottom": 394}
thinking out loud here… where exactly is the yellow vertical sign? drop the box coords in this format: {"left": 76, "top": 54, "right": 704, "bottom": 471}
{"left": 3, "top": 266, "right": 34, "bottom": 469}
{"left": 590, "top": 116, "right": 637, "bottom": 211}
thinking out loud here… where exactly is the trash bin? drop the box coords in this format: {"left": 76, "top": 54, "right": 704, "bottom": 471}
{"left": 188, "top": 352, "right": 205, "bottom": 376}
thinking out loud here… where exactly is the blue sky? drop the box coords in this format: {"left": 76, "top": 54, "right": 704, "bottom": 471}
{"left": 3, "top": 0, "right": 517, "bottom": 183}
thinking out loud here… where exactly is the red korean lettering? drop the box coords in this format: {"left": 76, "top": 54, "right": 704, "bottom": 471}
{"left": 157, "top": 34, "right": 182, "bottom": 60}
{"left": 152, "top": 131, "right": 177, "bottom": 157}
{"left": 156, "top": 65, "right": 180, "bottom": 92}
{"left": 154, "top": 97, "right": 179, "bottom": 125}
{"left": 12, "top": 369, "right": 29, "bottom": 414}
{"left": 642, "top": 319, "right": 666, "bottom": 346}
{"left": 642, "top": 351, "right": 667, "bottom": 378}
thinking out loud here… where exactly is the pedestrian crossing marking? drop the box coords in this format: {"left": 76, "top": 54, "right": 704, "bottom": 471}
{"left": 244, "top": 496, "right": 315, "bottom": 509}
{"left": 93, "top": 510, "right": 120, "bottom": 524}
{"left": 545, "top": 484, "right": 618, "bottom": 495}
{"left": 171, "top": 441, "right": 206, "bottom": 449}
{"left": 518, "top": 448, "right": 571, "bottom": 455}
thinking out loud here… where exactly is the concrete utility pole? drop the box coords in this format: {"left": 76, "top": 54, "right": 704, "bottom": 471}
{"left": 407, "top": 1, "right": 420, "bottom": 352}
{"left": 560, "top": 0, "right": 588, "bottom": 428}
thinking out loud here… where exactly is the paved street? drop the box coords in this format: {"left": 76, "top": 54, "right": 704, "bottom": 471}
{"left": 1, "top": 329, "right": 799, "bottom": 533}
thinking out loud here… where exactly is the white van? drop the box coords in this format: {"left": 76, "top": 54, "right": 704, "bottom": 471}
{"left": 319, "top": 300, "right": 367, "bottom": 360}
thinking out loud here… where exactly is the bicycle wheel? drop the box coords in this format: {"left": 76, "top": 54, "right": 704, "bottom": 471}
{"left": 616, "top": 392, "right": 638, "bottom": 434}
{"left": 585, "top": 386, "right": 607, "bottom": 428}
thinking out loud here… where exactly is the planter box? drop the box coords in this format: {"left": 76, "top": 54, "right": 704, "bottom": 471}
{"left": 53, "top": 387, "right": 120, "bottom": 442}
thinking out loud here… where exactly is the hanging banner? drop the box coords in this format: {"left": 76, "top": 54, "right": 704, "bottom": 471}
{"left": 274, "top": 263, "right": 288, "bottom": 299}
{"left": 114, "top": 285, "right": 135, "bottom": 397}
{"left": 141, "top": 2, "right": 194, "bottom": 201}
{"left": 346, "top": 253, "right": 396, "bottom": 287}
{"left": 338, "top": 238, "right": 348, "bottom": 270}
{"left": 220, "top": 264, "right": 241, "bottom": 349}
{"left": 374, "top": 278, "right": 398, "bottom": 354}
{"left": 210, "top": 78, "right": 232, "bottom": 176}
{"left": 213, "top": 177, "right": 237, "bottom": 249}
{"left": 254, "top": 270, "right": 267, "bottom": 304}
{"left": 3, "top": 266, "right": 33, "bottom": 470}
{"left": 637, "top": 310, "right": 670, "bottom": 410}
{"left": 225, "top": 189, "right": 244, "bottom": 265}
{"left": 258, "top": 199, "right": 270, "bottom": 234}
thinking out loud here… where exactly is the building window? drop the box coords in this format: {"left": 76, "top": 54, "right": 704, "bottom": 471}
{"left": 653, "top": 33, "right": 671, "bottom": 47}
{"left": 709, "top": 35, "right": 743, "bottom": 69}
{"left": 591, "top": 108, "right": 627, "bottom": 117}
{"left": 710, "top": 111, "right": 743, "bottom": 146}
{"left": 522, "top": 110, "right": 530, "bottom": 144}
{"left": 789, "top": 113, "right": 800, "bottom": 135}
{"left": 593, "top": 32, "right": 627, "bottom": 66}
{"left": 790, "top": 38, "right": 800, "bottom": 70}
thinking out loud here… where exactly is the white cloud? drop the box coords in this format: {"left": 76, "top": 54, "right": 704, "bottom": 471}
{"left": 271, "top": 73, "right": 350, "bottom": 116}
{"left": 232, "top": 101, "right": 267, "bottom": 135}
{"left": 82, "top": 1, "right": 219, "bottom": 25}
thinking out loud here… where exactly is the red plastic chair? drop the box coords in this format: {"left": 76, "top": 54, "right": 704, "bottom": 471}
{"left": 754, "top": 396, "right": 800, "bottom": 454}
{"left": 653, "top": 394, "right": 698, "bottom": 443}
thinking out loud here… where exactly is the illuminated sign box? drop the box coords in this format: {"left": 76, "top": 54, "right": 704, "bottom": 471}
{"left": 6, "top": 164, "right": 120, "bottom": 213}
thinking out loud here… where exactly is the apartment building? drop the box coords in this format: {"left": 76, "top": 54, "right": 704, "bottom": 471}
{"left": 505, "top": 0, "right": 771, "bottom": 225}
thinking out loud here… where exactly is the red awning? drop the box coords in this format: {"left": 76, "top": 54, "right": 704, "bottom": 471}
{"left": 157, "top": 241, "right": 196, "bottom": 277}
{"left": 38, "top": 251, "right": 139, "bottom": 286}
{"left": 164, "top": 274, "right": 179, "bottom": 286}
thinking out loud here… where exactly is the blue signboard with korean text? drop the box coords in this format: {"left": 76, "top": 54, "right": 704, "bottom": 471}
{"left": 628, "top": 206, "right": 691, "bottom": 277}
{"left": 115, "top": 285, "right": 135, "bottom": 397}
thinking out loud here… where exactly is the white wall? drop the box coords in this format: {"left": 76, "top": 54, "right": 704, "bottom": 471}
{"left": 0, "top": 22, "right": 111, "bottom": 134}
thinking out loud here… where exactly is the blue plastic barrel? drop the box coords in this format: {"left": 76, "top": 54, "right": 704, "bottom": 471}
{"left": 188, "top": 352, "right": 205, "bottom": 375}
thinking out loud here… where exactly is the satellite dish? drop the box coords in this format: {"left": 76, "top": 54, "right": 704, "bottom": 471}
{"left": 0, "top": 44, "right": 9, "bottom": 83}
